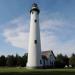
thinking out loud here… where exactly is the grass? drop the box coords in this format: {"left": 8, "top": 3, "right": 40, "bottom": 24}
{"left": 0, "top": 67, "right": 75, "bottom": 75}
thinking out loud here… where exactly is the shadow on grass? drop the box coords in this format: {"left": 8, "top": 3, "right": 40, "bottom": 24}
{"left": 0, "top": 71, "right": 75, "bottom": 75}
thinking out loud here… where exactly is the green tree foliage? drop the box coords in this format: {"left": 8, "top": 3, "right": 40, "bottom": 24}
{"left": 0, "top": 55, "right": 6, "bottom": 66}
{"left": 0, "top": 53, "right": 75, "bottom": 68}
{"left": 6, "top": 55, "right": 15, "bottom": 67}
{"left": 15, "top": 54, "right": 22, "bottom": 66}
{"left": 55, "top": 54, "right": 64, "bottom": 68}
{"left": 69, "top": 54, "right": 75, "bottom": 67}
{"left": 63, "top": 55, "right": 69, "bottom": 66}
{"left": 21, "top": 53, "right": 28, "bottom": 67}
{"left": 55, "top": 54, "right": 69, "bottom": 68}
{"left": 5, "top": 54, "right": 27, "bottom": 67}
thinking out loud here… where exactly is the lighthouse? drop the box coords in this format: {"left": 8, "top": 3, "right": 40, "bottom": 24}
{"left": 26, "top": 3, "right": 42, "bottom": 68}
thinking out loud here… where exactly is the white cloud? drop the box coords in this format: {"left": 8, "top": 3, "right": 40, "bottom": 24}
{"left": 3, "top": 29, "right": 29, "bottom": 49}
{"left": 3, "top": 16, "right": 75, "bottom": 56}
{"left": 3, "top": 17, "right": 29, "bottom": 49}
{"left": 41, "top": 19, "right": 64, "bottom": 30}
{"left": 41, "top": 31, "right": 75, "bottom": 56}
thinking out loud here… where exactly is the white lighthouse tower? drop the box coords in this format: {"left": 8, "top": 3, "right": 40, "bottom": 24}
{"left": 26, "top": 3, "right": 42, "bottom": 68}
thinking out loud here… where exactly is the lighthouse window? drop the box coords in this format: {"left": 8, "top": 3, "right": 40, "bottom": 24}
{"left": 32, "top": 11, "right": 34, "bottom": 14}
{"left": 34, "top": 40, "right": 37, "bottom": 44}
{"left": 34, "top": 19, "right": 37, "bottom": 22}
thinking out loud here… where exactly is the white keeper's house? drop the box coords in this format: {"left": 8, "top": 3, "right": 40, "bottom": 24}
{"left": 41, "top": 50, "right": 56, "bottom": 68}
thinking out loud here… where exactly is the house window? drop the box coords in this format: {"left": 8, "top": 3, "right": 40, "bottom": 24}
{"left": 34, "top": 19, "right": 37, "bottom": 22}
{"left": 34, "top": 40, "right": 37, "bottom": 44}
{"left": 50, "top": 61, "right": 51, "bottom": 65}
{"left": 40, "top": 60, "right": 42, "bottom": 64}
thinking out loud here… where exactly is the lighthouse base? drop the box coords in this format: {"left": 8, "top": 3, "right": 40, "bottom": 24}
{"left": 26, "top": 63, "right": 42, "bottom": 69}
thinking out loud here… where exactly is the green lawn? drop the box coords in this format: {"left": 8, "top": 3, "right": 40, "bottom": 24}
{"left": 0, "top": 67, "right": 75, "bottom": 75}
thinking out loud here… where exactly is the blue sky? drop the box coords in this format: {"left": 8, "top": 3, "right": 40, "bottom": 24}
{"left": 0, "top": 0, "right": 75, "bottom": 56}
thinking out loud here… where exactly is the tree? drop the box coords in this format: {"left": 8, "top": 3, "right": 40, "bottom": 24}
{"left": 6, "top": 55, "right": 15, "bottom": 66}
{"left": 0, "top": 55, "right": 6, "bottom": 66}
{"left": 69, "top": 54, "right": 75, "bottom": 67}
{"left": 21, "top": 53, "right": 28, "bottom": 67}
{"left": 63, "top": 55, "right": 69, "bottom": 66}
{"left": 55, "top": 54, "right": 69, "bottom": 68}
{"left": 15, "top": 54, "right": 22, "bottom": 66}
{"left": 55, "top": 54, "right": 65, "bottom": 68}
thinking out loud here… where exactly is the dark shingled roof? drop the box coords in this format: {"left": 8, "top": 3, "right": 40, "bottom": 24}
{"left": 41, "top": 50, "right": 56, "bottom": 59}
